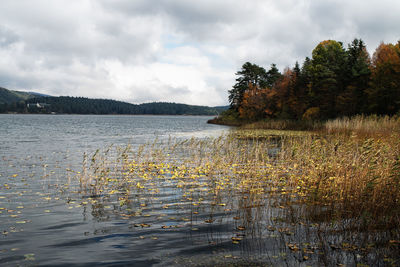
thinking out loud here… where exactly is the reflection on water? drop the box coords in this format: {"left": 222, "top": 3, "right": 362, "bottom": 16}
{"left": 0, "top": 115, "right": 398, "bottom": 266}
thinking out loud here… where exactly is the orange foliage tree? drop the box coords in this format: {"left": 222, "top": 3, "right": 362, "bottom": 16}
{"left": 367, "top": 42, "right": 400, "bottom": 115}
{"left": 238, "top": 83, "right": 278, "bottom": 120}
{"left": 232, "top": 38, "right": 400, "bottom": 122}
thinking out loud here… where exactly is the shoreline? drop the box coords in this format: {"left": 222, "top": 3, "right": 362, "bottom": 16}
{"left": 0, "top": 112, "right": 218, "bottom": 117}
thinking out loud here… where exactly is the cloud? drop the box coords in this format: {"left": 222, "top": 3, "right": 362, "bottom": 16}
{"left": 0, "top": 0, "right": 399, "bottom": 106}
{"left": 0, "top": 26, "right": 20, "bottom": 48}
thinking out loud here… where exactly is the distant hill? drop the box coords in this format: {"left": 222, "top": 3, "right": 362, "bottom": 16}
{"left": 27, "top": 91, "right": 52, "bottom": 97}
{"left": 0, "top": 87, "right": 46, "bottom": 104}
{"left": 137, "top": 102, "right": 227, "bottom": 115}
{"left": 0, "top": 87, "right": 228, "bottom": 115}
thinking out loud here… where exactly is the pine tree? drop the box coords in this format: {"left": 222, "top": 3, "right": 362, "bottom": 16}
{"left": 228, "top": 62, "right": 268, "bottom": 110}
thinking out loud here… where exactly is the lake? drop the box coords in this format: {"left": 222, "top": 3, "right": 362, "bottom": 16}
{"left": 0, "top": 114, "right": 232, "bottom": 266}
{"left": 0, "top": 114, "right": 396, "bottom": 266}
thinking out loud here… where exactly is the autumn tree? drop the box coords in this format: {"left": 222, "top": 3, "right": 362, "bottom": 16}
{"left": 273, "top": 68, "right": 294, "bottom": 118}
{"left": 367, "top": 42, "right": 400, "bottom": 115}
{"left": 226, "top": 39, "right": 400, "bottom": 123}
{"left": 274, "top": 62, "right": 309, "bottom": 119}
{"left": 228, "top": 62, "right": 268, "bottom": 110}
{"left": 239, "top": 83, "right": 266, "bottom": 120}
{"left": 239, "top": 82, "right": 279, "bottom": 120}
{"left": 236, "top": 63, "right": 282, "bottom": 120}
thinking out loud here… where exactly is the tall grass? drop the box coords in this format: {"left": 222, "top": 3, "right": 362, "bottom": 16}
{"left": 279, "top": 132, "right": 400, "bottom": 230}
{"left": 78, "top": 115, "right": 400, "bottom": 243}
{"left": 324, "top": 115, "right": 400, "bottom": 136}
{"left": 79, "top": 132, "right": 400, "bottom": 231}
{"left": 72, "top": 115, "right": 400, "bottom": 265}
{"left": 241, "top": 119, "right": 321, "bottom": 131}
{"left": 234, "top": 114, "right": 400, "bottom": 136}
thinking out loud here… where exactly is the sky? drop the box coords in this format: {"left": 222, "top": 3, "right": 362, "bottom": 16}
{"left": 0, "top": 0, "right": 399, "bottom": 106}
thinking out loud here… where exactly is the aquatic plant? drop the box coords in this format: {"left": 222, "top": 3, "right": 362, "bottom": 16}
{"left": 324, "top": 114, "right": 400, "bottom": 136}
{"left": 70, "top": 117, "right": 400, "bottom": 265}
{"left": 78, "top": 125, "right": 400, "bottom": 231}
{"left": 2, "top": 117, "right": 399, "bottom": 265}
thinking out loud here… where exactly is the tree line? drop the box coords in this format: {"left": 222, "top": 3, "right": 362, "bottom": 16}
{"left": 0, "top": 96, "right": 226, "bottom": 115}
{"left": 228, "top": 39, "right": 400, "bottom": 121}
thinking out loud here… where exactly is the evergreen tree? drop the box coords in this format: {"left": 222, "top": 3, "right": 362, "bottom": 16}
{"left": 337, "top": 39, "right": 371, "bottom": 116}
{"left": 266, "top": 63, "right": 282, "bottom": 88}
{"left": 284, "top": 62, "right": 307, "bottom": 119}
{"left": 308, "top": 40, "right": 347, "bottom": 118}
{"left": 228, "top": 62, "right": 268, "bottom": 110}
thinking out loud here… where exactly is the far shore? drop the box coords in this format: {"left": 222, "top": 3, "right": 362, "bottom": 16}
{"left": 0, "top": 112, "right": 219, "bottom": 116}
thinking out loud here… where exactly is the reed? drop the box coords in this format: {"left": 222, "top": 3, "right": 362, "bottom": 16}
{"left": 241, "top": 119, "right": 321, "bottom": 131}
{"left": 279, "top": 132, "right": 400, "bottom": 230}
{"left": 78, "top": 116, "right": 400, "bottom": 234}
{"left": 324, "top": 115, "right": 400, "bottom": 136}
{"left": 69, "top": 116, "right": 400, "bottom": 265}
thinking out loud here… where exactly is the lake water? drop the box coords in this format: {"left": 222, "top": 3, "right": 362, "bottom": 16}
{"left": 0, "top": 114, "right": 233, "bottom": 266}
{"left": 0, "top": 114, "right": 397, "bottom": 266}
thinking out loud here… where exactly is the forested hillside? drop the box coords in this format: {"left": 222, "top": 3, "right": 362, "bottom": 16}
{"left": 0, "top": 87, "right": 43, "bottom": 104}
{"left": 0, "top": 93, "right": 227, "bottom": 115}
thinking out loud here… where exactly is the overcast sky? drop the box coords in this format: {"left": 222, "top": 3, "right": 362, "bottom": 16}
{"left": 0, "top": 0, "right": 399, "bottom": 106}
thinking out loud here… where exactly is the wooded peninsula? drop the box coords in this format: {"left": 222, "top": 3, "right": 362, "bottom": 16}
{"left": 211, "top": 39, "right": 400, "bottom": 126}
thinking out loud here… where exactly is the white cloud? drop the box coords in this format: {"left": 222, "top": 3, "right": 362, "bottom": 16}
{"left": 0, "top": 0, "right": 399, "bottom": 106}
{"left": 101, "top": 46, "right": 231, "bottom": 106}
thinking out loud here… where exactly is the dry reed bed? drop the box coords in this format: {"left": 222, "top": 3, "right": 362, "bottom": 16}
{"left": 280, "top": 132, "right": 400, "bottom": 229}
{"left": 324, "top": 115, "right": 400, "bottom": 136}
{"left": 79, "top": 124, "right": 400, "bottom": 232}
{"left": 73, "top": 116, "right": 400, "bottom": 265}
